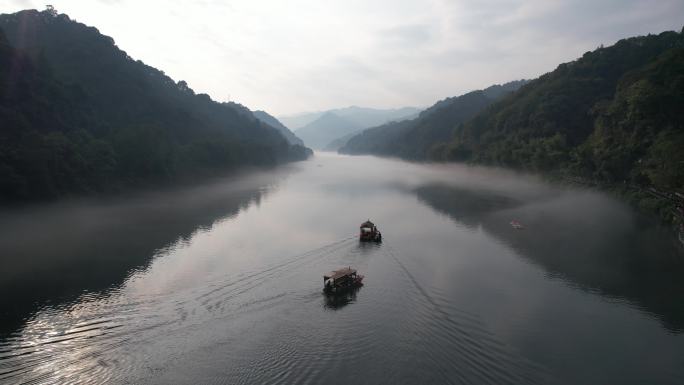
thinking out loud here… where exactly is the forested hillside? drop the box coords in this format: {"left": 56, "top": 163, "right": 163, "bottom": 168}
{"left": 0, "top": 9, "right": 310, "bottom": 201}
{"left": 438, "top": 31, "right": 683, "bottom": 193}
{"left": 340, "top": 30, "right": 683, "bottom": 224}
{"left": 339, "top": 81, "right": 526, "bottom": 159}
{"left": 252, "top": 110, "right": 304, "bottom": 146}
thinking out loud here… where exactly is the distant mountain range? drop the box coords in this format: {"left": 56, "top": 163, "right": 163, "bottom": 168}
{"left": 293, "top": 112, "right": 362, "bottom": 150}
{"left": 284, "top": 106, "right": 420, "bottom": 150}
{"left": 0, "top": 9, "right": 311, "bottom": 201}
{"left": 280, "top": 106, "right": 420, "bottom": 130}
{"left": 340, "top": 81, "right": 528, "bottom": 159}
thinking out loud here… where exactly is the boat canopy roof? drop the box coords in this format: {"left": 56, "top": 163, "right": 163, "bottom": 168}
{"left": 324, "top": 267, "right": 357, "bottom": 280}
{"left": 360, "top": 220, "right": 375, "bottom": 228}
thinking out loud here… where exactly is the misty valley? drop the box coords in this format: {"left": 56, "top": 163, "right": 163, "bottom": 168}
{"left": 1, "top": 5, "right": 684, "bottom": 385}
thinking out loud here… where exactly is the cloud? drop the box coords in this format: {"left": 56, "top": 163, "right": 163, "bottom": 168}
{"left": 1, "top": 0, "right": 683, "bottom": 115}
{"left": 379, "top": 24, "right": 434, "bottom": 47}
{"left": 9, "top": 0, "right": 36, "bottom": 9}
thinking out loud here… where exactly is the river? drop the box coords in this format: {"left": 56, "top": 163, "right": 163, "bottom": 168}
{"left": 1, "top": 153, "right": 683, "bottom": 384}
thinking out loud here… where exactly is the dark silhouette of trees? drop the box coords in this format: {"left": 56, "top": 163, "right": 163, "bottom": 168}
{"left": 0, "top": 9, "right": 310, "bottom": 201}
{"left": 439, "top": 30, "right": 684, "bottom": 196}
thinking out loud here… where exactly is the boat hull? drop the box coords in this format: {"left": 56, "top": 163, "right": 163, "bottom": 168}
{"left": 359, "top": 233, "right": 382, "bottom": 242}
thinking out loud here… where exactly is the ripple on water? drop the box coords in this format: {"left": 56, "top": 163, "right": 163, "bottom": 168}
{"left": 380, "top": 245, "right": 549, "bottom": 385}
{"left": 0, "top": 237, "right": 365, "bottom": 385}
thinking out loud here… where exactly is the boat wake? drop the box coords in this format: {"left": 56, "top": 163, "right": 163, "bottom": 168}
{"left": 0, "top": 236, "right": 358, "bottom": 385}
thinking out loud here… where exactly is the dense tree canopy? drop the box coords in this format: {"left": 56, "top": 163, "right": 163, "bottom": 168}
{"left": 439, "top": 30, "right": 683, "bottom": 194}
{"left": 0, "top": 10, "right": 310, "bottom": 201}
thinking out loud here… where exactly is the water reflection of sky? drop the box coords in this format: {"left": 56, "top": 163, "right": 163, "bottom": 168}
{"left": 1, "top": 152, "right": 683, "bottom": 384}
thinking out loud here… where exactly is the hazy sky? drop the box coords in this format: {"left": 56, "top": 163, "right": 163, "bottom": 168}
{"left": 3, "top": 0, "right": 684, "bottom": 116}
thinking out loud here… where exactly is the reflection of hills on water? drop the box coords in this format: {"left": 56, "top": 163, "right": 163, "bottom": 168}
{"left": 0, "top": 175, "right": 283, "bottom": 337}
{"left": 413, "top": 184, "right": 522, "bottom": 229}
{"left": 413, "top": 183, "right": 684, "bottom": 332}
{"left": 323, "top": 286, "right": 362, "bottom": 310}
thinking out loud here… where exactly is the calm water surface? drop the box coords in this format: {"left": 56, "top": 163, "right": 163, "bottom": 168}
{"left": 1, "top": 153, "right": 683, "bottom": 384}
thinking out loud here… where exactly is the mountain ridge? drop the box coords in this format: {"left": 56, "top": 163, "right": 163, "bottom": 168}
{"left": 279, "top": 106, "right": 420, "bottom": 130}
{"left": 252, "top": 110, "right": 304, "bottom": 146}
{"left": 0, "top": 9, "right": 311, "bottom": 201}
{"left": 339, "top": 80, "right": 528, "bottom": 159}
{"left": 293, "top": 112, "right": 362, "bottom": 150}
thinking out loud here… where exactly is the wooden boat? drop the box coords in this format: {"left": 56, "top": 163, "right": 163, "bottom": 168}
{"left": 359, "top": 220, "right": 382, "bottom": 242}
{"left": 324, "top": 267, "right": 364, "bottom": 292}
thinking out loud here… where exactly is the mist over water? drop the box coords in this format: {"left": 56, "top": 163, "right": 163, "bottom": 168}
{"left": 1, "top": 153, "right": 683, "bottom": 384}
